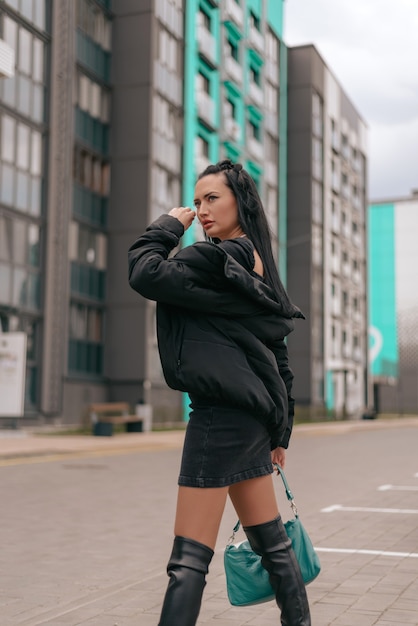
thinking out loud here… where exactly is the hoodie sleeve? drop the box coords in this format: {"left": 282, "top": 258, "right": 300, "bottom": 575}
{"left": 128, "top": 214, "right": 186, "bottom": 302}
{"left": 128, "top": 215, "right": 266, "bottom": 316}
{"left": 269, "top": 338, "right": 295, "bottom": 449}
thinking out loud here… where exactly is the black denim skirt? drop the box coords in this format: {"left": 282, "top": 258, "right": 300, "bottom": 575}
{"left": 178, "top": 400, "right": 273, "bottom": 488}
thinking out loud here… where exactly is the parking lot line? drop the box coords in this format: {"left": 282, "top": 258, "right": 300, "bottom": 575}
{"left": 315, "top": 547, "right": 418, "bottom": 558}
{"left": 321, "top": 504, "right": 418, "bottom": 514}
{"left": 378, "top": 484, "right": 418, "bottom": 491}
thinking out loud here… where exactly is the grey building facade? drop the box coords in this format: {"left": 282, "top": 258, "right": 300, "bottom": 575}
{"left": 286, "top": 45, "right": 369, "bottom": 419}
{"left": 0, "top": 0, "right": 184, "bottom": 426}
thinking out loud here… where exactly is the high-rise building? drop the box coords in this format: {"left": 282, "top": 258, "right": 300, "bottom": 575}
{"left": 90, "top": 0, "right": 290, "bottom": 426}
{"left": 0, "top": 0, "right": 289, "bottom": 426}
{"left": 368, "top": 192, "right": 418, "bottom": 414}
{"left": 286, "top": 45, "right": 369, "bottom": 419}
{"left": 0, "top": 1, "right": 50, "bottom": 415}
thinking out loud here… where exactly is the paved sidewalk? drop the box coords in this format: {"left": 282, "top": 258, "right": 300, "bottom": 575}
{"left": 0, "top": 429, "right": 186, "bottom": 464}
{"left": 0, "top": 417, "right": 417, "bottom": 625}
{"left": 1, "top": 415, "right": 418, "bottom": 462}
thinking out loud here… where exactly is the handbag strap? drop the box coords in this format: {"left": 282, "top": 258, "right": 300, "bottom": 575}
{"left": 274, "top": 464, "right": 299, "bottom": 518}
{"left": 228, "top": 466, "right": 299, "bottom": 542}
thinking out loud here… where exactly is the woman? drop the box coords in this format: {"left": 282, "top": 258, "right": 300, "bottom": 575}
{"left": 128, "top": 160, "right": 311, "bottom": 625}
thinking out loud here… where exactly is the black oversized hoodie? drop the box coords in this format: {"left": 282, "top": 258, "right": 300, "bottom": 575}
{"left": 128, "top": 215, "right": 304, "bottom": 449}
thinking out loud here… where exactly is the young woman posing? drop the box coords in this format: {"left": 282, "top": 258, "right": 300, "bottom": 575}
{"left": 128, "top": 160, "right": 311, "bottom": 625}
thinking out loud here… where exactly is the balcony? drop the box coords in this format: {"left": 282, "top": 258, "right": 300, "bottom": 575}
{"left": 342, "top": 262, "right": 351, "bottom": 278}
{"left": 353, "top": 346, "right": 362, "bottom": 362}
{"left": 0, "top": 39, "right": 14, "bottom": 78}
{"left": 70, "top": 262, "right": 106, "bottom": 301}
{"left": 225, "top": 0, "right": 244, "bottom": 28}
{"left": 197, "top": 90, "right": 216, "bottom": 128}
{"left": 249, "top": 25, "right": 264, "bottom": 53}
{"left": 341, "top": 183, "right": 350, "bottom": 200}
{"left": 342, "top": 222, "right": 351, "bottom": 239}
{"left": 331, "top": 213, "right": 340, "bottom": 234}
{"left": 248, "top": 81, "right": 264, "bottom": 108}
{"left": 197, "top": 25, "right": 217, "bottom": 67}
{"left": 331, "top": 255, "right": 340, "bottom": 275}
{"left": 73, "top": 184, "right": 108, "bottom": 227}
{"left": 331, "top": 298, "right": 341, "bottom": 316}
{"left": 331, "top": 131, "right": 340, "bottom": 153}
{"left": 154, "top": 61, "right": 182, "bottom": 106}
{"left": 224, "top": 54, "right": 243, "bottom": 84}
{"left": 265, "top": 59, "right": 278, "bottom": 85}
{"left": 224, "top": 117, "right": 241, "bottom": 142}
{"left": 265, "top": 161, "right": 277, "bottom": 186}
{"left": 331, "top": 172, "right": 340, "bottom": 193}
{"left": 264, "top": 111, "right": 278, "bottom": 137}
{"left": 342, "top": 344, "right": 351, "bottom": 359}
{"left": 247, "top": 136, "right": 263, "bottom": 161}
{"left": 75, "top": 107, "right": 109, "bottom": 155}
{"left": 76, "top": 30, "right": 111, "bottom": 83}
{"left": 352, "top": 232, "right": 362, "bottom": 248}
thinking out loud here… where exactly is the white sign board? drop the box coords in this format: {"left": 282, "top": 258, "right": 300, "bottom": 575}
{"left": 0, "top": 333, "right": 27, "bottom": 417}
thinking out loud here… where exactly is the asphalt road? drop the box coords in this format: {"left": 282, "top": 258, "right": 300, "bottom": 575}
{"left": 0, "top": 420, "right": 417, "bottom": 625}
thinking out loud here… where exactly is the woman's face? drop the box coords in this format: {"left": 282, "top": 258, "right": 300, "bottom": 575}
{"left": 193, "top": 173, "right": 244, "bottom": 241}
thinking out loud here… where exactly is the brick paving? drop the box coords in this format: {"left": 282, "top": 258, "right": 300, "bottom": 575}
{"left": 0, "top": 417, "right": 417, "bottom": 625}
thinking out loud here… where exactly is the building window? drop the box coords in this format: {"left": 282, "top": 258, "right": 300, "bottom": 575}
{"left": 73, "top": 147, "right": 110, "bottom": 196}
{"left": 0, "top": 18, "right": 45, "bottom": 123}
{"left": 249, "top": 64, "right": 261, "bottom": 87}
{"left": 76, "top": 0, "right": 112, "bottom": 51}
{"left": 312, "top": 92, "right": 323, "bottom": 137}
{"left": 197, "top": 7, "right": 211, "bottom": 31}
{"left": 265, "top": 30, "right": 278, "bottom": 61}
{"left": 76, "top": 71, "right": 111, "bottom": 123}
{"left": 68, "top": 301, "right": 104, "bottom": 376}
{"left": 312, "top": 180, "right": 323, "bottom": 224}
{"left": 265, "top": 82, "right": 277, "bottom": 113}
{"left": 158, "top": 26, "right": 178, "bottom": 73}
{"left": 248, "top": 119, "right": 261, "bottom": 142}
{"left": 196, "top": 71, "right": 210, "bottom": 95}
{"left": 249, "top": 11, "right": 260, "bottom": 31}
{"left": 0, "top": 113, "right": 43, "bottom": 215}
{"left": 227, "top": 36, "right": 239, "bottom": 61}
{"left": 69, "top": 221, "right": 107, "bottom": 270}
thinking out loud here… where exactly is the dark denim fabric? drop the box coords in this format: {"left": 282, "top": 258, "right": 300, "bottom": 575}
{"left": 178, "top": 403, "right": 273, "bottom": 488}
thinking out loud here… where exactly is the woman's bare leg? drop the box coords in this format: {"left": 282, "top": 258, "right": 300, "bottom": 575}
{"left": 158, "top": 486, "right": 229, "bottom": 626}
{"left": 174, "top": 485, "right": 229, "bottom": 549}
{"left": 228, "top": 474, "right": 279, "bottom": 524}
{"left": 229, "top": 475, "right": 311, "bottom": 625}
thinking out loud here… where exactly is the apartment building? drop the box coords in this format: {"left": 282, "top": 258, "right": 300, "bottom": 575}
{"left": 286, "top": 45, "right": 369, "bottom": 419}
{"left": 1, "top": 2, "right": 369, "bottom": 426}
{"left": 369, "top": 192, "right": 418, "bottom": 414}
{"left": 1, "top": 0, "right": 288, "bottom": 425}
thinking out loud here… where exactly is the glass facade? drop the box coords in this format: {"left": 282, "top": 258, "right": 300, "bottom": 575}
{"left": 70, "top": 0, "right": 112, "bottom": 377}
{"left": 0, "top": 4, "right": 47, "bottom": 411}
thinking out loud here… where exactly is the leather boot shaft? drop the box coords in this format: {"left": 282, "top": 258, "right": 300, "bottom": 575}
{"left": 158, "top": 536, "right": 214, "bottom": 626}
{"left": 244, "top": 516, "right": 311, "bottom": 626}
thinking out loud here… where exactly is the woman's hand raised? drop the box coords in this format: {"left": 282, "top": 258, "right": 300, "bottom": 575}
{"left": 169, "top": 207, "right": 196, "bottom": 231}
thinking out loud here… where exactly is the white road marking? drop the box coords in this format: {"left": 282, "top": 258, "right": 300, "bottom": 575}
{"left": 378, "top": 484, "right": 418, "bottom": 492}
{"left": 315, "top": 547, "right": 418, "bottom": 558}
{"left": 321, "top": 504, "right": 418, "bottom": 514}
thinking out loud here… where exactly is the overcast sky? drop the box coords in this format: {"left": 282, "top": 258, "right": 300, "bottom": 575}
{"left": 284, "top": 0, "right": 418, "bottom": 200}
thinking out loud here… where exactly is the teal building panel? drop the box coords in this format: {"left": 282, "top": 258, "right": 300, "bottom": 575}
{"left": 267, "top": 0, "right": 284, "bottom": 38}
{"left": 368, "top": 203, "right": 399, "bottom": 378}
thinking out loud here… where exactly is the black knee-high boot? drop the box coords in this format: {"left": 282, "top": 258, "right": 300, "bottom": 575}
{"left": 158, "top": 536, "right": 214, "bottom": 626}
{"left": 244, "top": 516, "right": 311, "bottom": 626}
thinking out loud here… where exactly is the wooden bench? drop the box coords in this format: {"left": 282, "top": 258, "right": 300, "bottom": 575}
{"left": 88, "top": 402, "right": 143, "bottom": 437}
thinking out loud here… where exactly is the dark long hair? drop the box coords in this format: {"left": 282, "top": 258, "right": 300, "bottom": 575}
{"left": 198, "top": 159, "right": 293, "bottom": 308}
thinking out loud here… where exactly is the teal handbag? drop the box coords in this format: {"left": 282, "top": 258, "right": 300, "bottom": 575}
{"left": 224, "top": 466, "right": 321, "bottom": 606}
